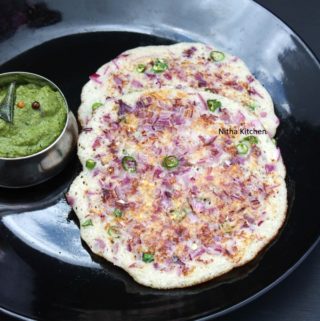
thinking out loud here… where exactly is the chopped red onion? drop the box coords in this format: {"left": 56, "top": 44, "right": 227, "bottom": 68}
{"left": 112, "top": 59, "right": 120, "bottom": 69}
{"left": 153, "top": 168, "right": 163, "bottom": 179}
{"left": 92, "top": 138, "right": 101, "bottom": 149}
{"left": 94, "top": 238, "right": 106, "bottom": 250}
{"left": 188, "top": 212, "right": 198, "bottom": 223}
{"left": 234, "top": 110, "right": 245, "bottom": 125}
{"left": 248, "top": 86, "right": 263, "bottom": 98}
{"left": 220, "top": 109, "right": 230, "bottom": 123}
{"left": 163, "top": 72, "right": 172, "bottom": 80}
{"left": 183, "top": 46, "right": 197, "bottom": 58}
{"left": 247, "top": 75, "right": 255, "bottom": 83}
{"left": 265, "top": 163, "right": 276, "bottom": 173}
{"left": 197, "top": 93, "right": 207, "bottom": 110}
{"left": 103, "top": 66, "right": 110, "bottom": 75}
{"left": 131, "top": 79, "right": 143, "bottom": 88}
{"left": 244, "top": 214, "right": 255, "bottom": 224}
{"left": 113, "top": 75, "right": 122, "bottom": 86}
{"left": 118, "top": 99, "right": 133, "bottom": 116}
{"left": 195, "top": 72, "right": 207, "bottom": 87}
{"left": 224, "top": 80, "right": 243, "bottom": 91}
{"left": 190, "top": 247, "right": 205, "bottom": 259}
{"left": 89, "top": 73, "right": 102, "bottom": 84}
{"left": 146, "top": 73, "right": 156, "bottom": 79}
{"left": 65, "top": 194, "right": 75, "bottom": 206}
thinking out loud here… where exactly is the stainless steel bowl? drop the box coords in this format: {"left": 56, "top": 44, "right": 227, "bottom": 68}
{"left": 0, "top": 72, "right": 78, "bottom": 188}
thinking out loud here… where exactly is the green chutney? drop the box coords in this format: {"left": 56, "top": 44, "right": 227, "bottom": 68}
{"left": 0, "top": 83, "right": 67, "bottom": 158}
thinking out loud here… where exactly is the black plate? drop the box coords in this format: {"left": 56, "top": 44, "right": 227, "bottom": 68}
{"left": 1, "top": 0, "right": 320, "bottom": 320}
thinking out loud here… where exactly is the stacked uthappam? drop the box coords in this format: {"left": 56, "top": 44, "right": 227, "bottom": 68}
{"left": 67, "top": 43, "right": 287, "bottom": 289}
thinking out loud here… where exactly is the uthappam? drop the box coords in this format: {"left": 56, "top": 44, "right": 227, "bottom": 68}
{"left": 78, "top": 42, "right": 278, "bottom": 136}
{"left": 67, "top": 88, "right": 287, "bottom": 289}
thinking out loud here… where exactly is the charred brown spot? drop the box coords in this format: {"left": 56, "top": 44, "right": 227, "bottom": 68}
{"left": 107, "top": 166, "right": 114, "bottom": 174}
{"left": 200, "top": 114, "right": 218, "bottom": 125}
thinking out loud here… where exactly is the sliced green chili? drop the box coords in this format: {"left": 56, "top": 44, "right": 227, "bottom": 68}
{"left": 236, "top": 142, "right": 249, "bottom": 155}
{"left": 122, "top": 156, "right": 137, "bottom": 173}
{"left": 241, "top": 135, "right": 259, "bottom": 145}
{"left": 86, "top": 159, "right": 96, "bottom": 170}
{"left": 136, "top": 64, "right": 146, "bottom": 73}
{"left": 162, "top": 155, "right": 179, "bottom": 169}
{"left": 207, "top": 99, "right": 221, "bottom": 112}
{"left": 152, "top": 59, "right": 168, "bottom": 73}
{"left": 210, "top": 51, "right": 225, "bottom": 62}
{"left": 92, "top": 102, "right": 103, "bottom": 110}
{"left": 142, "top": 252, "right": 154, "bottom": 263}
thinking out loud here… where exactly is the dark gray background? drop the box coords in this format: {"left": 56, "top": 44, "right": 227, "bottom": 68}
{"left": 218, "top": 2, "right": 320, "bottom": 321}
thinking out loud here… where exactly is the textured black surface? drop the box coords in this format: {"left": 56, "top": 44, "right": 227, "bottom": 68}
{"left": 0, "top": 0, "right": 320, "bottom": 320}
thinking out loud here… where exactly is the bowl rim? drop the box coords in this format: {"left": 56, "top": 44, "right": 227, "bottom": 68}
{"left": 0, "top": 71, "right": 71, "bottom": 160}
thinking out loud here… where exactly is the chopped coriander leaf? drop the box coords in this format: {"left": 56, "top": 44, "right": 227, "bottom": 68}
{"left": 82, "top": 219, "right": 93, "bottom": 227}
{"left": 92, "top": 102, "right": 103, "bottom": 110}
{"left": 113, "top": 208, "right": 123, "bottom": 218}
{"left": 170, "top": 209, "right": 187, "bottom": 222}
{"left": 107, "top": 226, "right": 120, "bottom": 238}
{"left": 246, "top": 101, "right": 259, "bottom": 111}
{"left": 142, "top": 252, "right": 154, "bottom": 263}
